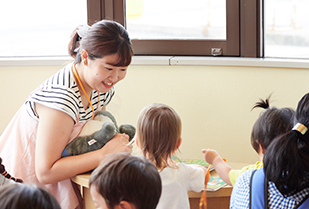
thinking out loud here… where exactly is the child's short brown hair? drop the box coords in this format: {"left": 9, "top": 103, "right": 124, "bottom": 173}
{"left": 136, "top": 103, "right": 182, "bottom": 170}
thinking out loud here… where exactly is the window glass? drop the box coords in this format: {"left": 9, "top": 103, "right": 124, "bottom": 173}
{"left": 126, "top": 0, "right": 226, "bottom": 40}
{"left": 264, "top": 0, "right": 309, "bottom": 59}
{"left": 0, "top": 0, "right": 87, "bottom": 57}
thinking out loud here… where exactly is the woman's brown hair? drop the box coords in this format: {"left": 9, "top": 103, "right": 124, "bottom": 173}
{"left": 68, "top": 19, "right": 133, "bottom": 66}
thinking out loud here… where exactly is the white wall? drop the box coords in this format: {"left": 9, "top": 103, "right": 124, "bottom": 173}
{"left": 1, "top": 63, "right": 308, "bottom": 164}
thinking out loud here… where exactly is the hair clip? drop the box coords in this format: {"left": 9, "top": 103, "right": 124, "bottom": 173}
{"left": 292, "top": 123, "right": 308, "bottom": 135}
{"left": 77, "top": 25, "right": 90, "bottom": 39}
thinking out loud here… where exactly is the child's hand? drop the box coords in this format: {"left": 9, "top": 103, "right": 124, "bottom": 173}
{"left": 202, "top": 149, "right": 232, "bottom": 186}
{"left": 202, "top": 149, "right": 221, "bottom": 164}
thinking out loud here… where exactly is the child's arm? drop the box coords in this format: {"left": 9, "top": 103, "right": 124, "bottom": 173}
{"left": 202, "top": 149, "right": 232, "bottom": 186}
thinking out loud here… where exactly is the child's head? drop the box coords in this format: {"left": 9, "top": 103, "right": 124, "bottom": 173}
{"left": 136, "top": 103, "right": 182, "bottom": 170}
{"left": 69, "top": 19, "right": 133, "bottom": 67}
{"left": 0, "top": 183, "right": 61, "bottom": 209}
{"left": 89, "top": 153, "right": 162, "bottom": 209}
{"left": 264, "top": 93, "right": 309, "bottom": 195}
{"left": 251, "top": 96, "right": 295, "bottom": 156}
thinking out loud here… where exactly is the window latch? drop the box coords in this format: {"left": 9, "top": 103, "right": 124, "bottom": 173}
{"left": 211, "top": 48, "right": 223, "bottom": 56}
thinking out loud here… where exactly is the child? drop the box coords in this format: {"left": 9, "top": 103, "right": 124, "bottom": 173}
{"left": 89, "top": 153, "right": 162, "bottom": 209}
{"left": 135, "top": 103, "right": 206, "bottom": 209}
{"left": 0, "top": 19, "right": 133, "bottom": 208}
{"left": 0, "top": 183, "right": 61, "bottom": 209}
{"left": 230, "top": 92, "right": 309, "bottom": 208}
{"left": 202, "top": 96, "right": 295, "bottom": 186}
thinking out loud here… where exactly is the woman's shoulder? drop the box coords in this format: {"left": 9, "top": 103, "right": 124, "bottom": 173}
{"left": 25, "top": 63, "right": 81, "bottom": 122}
{"left": 40, "top": 62, "right": 76, "bottom": 90}
{"left": 28, "top": 64, "right": 79, "bottom": 101}
{"left": 30, "top": 63, "right": 79, "bottom": 103}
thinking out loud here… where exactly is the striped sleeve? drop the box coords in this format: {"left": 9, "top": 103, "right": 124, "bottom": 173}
{"left": 25, "top": 64, "right": 80, "bottom": 123}
{"left": 29, "top": 85, "right": 80, "bottom": 122}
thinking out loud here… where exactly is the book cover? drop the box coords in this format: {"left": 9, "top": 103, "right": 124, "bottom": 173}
{"left": 206, "top": 175, "right": 227, "bottom": 191}
{"left": 172, "top": 156, "right": 214, "bottom": 171}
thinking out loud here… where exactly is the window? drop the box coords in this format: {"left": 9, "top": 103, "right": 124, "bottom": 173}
{"left": 87, "top": 0, "right": 240, "bottom": 57}
{"left": 126, "top": 0, "right": 226, "bottom": 40}
{"left": 0, "top": 0, "right": 87, "bottom": 57}
{"left": 125, "top": 0, "right": 231, "bottom": 56}
{"left": 87, "top": 0, "right": 309, "bottom": 59}
{"left": 264, "top": 0, "right": 309, "bottom": 59}
{"left": 2, "top": 0, "right": 307, "bottom": 59}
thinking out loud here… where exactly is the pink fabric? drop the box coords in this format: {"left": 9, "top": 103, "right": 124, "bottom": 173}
{"left": 0, "top": 105, "right": 86, "bottom": 209}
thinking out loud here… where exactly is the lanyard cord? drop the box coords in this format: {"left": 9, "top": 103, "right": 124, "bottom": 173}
{"left": 199, "top": 164, "right": 211, "bottom": 209}
{"left": 72, "top": 64, "right": 95, "bottom": 120}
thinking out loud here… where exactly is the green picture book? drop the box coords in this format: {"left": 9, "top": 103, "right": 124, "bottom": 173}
{"left": 172, "top": 156, "right": 214, "bottom": 171}
{"left": 206, "top": 175, "right": 227, "bottom": 191}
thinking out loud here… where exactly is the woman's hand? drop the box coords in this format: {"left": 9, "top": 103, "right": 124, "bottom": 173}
{"left": 102, "top": 133, "right": 133, "bottom": 154}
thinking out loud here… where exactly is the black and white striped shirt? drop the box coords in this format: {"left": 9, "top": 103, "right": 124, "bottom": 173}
{"left": 25, "top": 63, "right": 115, "bottom": 123}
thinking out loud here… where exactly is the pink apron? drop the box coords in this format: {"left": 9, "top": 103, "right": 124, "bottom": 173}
{"left": 0, "top": 104, "right": 87, "bottom": 209}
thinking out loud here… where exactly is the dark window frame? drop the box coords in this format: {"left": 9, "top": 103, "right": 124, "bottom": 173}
{"left": 87, "top": 0, "right": 262, "bottom": 58}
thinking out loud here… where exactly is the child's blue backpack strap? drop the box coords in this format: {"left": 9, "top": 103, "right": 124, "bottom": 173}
{"left": 250, "top": 169, "right": 267, "bottom": 209}
{"left": 250, "top": 168, "right": 309, "bottom": 209}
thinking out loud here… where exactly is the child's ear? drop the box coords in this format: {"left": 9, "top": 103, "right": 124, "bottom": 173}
{"left": 135, "top": 137, "right": 140, "bottom": 149}
{"left": 176, "top": 138, "right": 182, "bottom": 150}
{"left": 258, "top": 142, "right": 265, "bottom": 154}
{"left": 116, "top": 201, "right": 136, "bottom": 209}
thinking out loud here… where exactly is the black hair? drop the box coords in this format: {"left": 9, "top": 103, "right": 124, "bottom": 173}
{"left": 264, "top": 93, "right": 309, "bottom": 196}
{"left": 251, "top": 96, "right": 295, "bottom": 154}
{"left": 0, "top": 183, "right": 61, "bottom": 209}
{"left": 89, "top": 153, "right": 162, "bottom": 209}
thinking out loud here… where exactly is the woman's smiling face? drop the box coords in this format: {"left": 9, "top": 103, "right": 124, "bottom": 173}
{"left": 83, "top": 53, "right": 128, "bottom": 93}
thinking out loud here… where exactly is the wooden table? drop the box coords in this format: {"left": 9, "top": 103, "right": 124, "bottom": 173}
{"left": 71, "top": 162, "right": 247, "bottom": 209}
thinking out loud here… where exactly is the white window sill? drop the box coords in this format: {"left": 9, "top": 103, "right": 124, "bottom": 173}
{"left": 131, "top": 56, "right": 309, "bottom": 69}
{"left": 0, "top": 56, "right": 308, "bottom": 69}
{"left": 0, "top": 56, "right": 74, "bottom": 67}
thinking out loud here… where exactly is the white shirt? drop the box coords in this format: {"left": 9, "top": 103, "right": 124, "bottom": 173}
{"left": 156, "top": 163, "right": 205, "bottom": 209}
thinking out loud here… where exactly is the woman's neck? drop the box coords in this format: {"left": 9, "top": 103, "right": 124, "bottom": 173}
{"left": 74, "top": 63, "right": 92, "bottom": 96}
{"left": 73, "top": 63, "right": 92, "bottom": 109}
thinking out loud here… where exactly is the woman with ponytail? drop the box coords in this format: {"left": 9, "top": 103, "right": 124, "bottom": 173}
{"left": 230, "top": 93, "right": 309, "bottom": 209}
{"left": 0, "top": 19, "right": 133, "bottom": 209}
